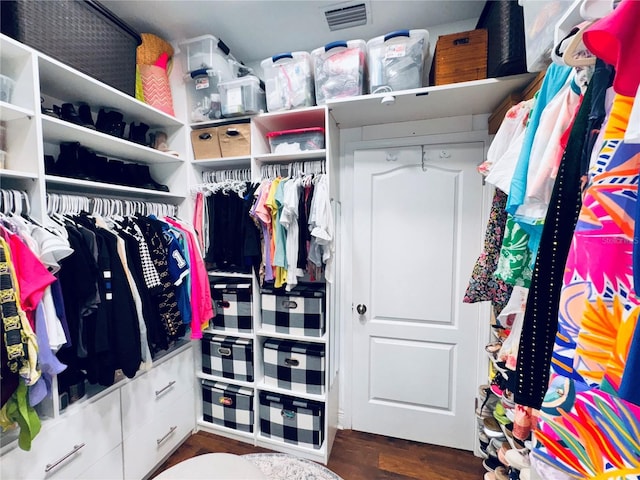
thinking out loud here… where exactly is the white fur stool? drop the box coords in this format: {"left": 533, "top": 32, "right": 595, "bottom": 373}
{"left": 154, "top": 453, "right": 267, "bottom": 479}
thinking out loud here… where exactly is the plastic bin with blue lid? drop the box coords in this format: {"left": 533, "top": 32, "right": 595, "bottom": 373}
{"left": 260, "top": 51, "right": 315, "bottom": 112}
{"left": 218, "top": 75, "right": 266, "bottom": 117}
{"left": 186, "top": 68, "right": 223, "bottom": 122}
{"left": 366, "top": 29, "right": 430, "bottom": 94}
{"left": 178, "top": 34, "right": 235, "bottom": 80}
{"left": 311, "top": 39, "right": 366, "bottom": 105}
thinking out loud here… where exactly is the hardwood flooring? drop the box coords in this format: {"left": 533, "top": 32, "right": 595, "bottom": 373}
{"left": 151, "top": 430, "right": 486, "bottom": 480}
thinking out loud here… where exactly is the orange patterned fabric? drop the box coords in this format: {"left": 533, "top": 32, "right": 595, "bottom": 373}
{"left": 139, "top": 64, "right": 175, "bottom": 117}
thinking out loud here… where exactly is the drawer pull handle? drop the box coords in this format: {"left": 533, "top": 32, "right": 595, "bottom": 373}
{"left": 281, "top": 409, "right": 296, "bottom": 419}
{"left": 282, "top": 300, "right": 298, "bottom": 309}
{"left": 217, "top": 300, "right": 230, "bottom": 309}
{"left": 218, "top": 347, "right": 231, "bottom": 356}
{"left": 284, "top": 357, "right": 299, "bottom": 367}
{"left": 155, "top": 380, "right": 177, "bottom": 397}
{"left": 45, "top": 443, "right": 85, "bottom": 472}
{"left": 157, "top": 425, "right": 178, "bottom": 445}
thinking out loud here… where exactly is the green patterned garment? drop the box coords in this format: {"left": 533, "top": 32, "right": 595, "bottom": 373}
{"left": 495, "top": 214, "right": 533, "bottom": 288}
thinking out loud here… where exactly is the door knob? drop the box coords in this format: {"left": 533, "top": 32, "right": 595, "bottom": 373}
{"left": 356, "top": 304, "right": 367, "bottom": 315}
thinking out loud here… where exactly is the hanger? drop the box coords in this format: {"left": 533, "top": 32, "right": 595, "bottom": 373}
{"left": 580, "top": 0, "right": 614, "bottom": 20}
{"left": 555, "top": 21, "right": 597, "bottom": 67}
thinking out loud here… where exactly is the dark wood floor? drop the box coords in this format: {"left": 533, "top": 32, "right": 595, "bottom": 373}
{"left": 151, "top": 430, "right": 486, "bottom": 480}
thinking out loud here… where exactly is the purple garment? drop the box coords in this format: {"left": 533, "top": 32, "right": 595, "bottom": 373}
{"left": 29, "top": 302, "right": 67, "bottom": 406}
{"left": 50, "top": 279, "right": 71, "bottom": 348}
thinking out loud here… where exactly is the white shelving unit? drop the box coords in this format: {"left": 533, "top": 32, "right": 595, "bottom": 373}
{"left": 0, "top": 32, "right": 194, "bottom": 480}
{"left": 193, "top": 105, "right": 339, "bottom": 464}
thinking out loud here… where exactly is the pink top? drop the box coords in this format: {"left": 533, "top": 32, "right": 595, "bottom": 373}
{"left": 583, "top": 0, "right": 640, "bottom": 97}
{"left": 165, "top": 218, "right": 213, "bottom": 340}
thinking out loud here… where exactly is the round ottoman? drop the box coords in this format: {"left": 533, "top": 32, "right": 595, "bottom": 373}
{"left": 154, "top": 453, "right": 267, "bottom": 479}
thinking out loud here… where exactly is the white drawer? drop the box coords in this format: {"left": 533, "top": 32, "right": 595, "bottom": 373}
{"left": 1, "top": 390, "right": 121, "bottom": 480}
{"left": 76, "top": 446, "right": 123, "bottom": 479}
{"left": 122, "top": 390, "right": 195, "bottom": 480}
{"left": 121, "top": 346, "right": 194, "bottom": 438}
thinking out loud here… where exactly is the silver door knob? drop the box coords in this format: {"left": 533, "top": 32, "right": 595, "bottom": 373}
{"left": 356, "top": 304, "right": 367, "bottom": 315}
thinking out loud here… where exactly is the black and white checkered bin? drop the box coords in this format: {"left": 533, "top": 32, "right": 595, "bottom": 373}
{"left": 210, "top": 281, "right": 253, "bottom": 333}
{"left": 263, "top": 339, "right": 325, "bottom": 394}
{"left": 201, "top": 380, "right": 254, "bottom": 432}
{"left": 201, "top": 334, "right": 254, "bottom": 382}
{"left": 261, "top": 285, "right": 325, "bottom": 337}
{"left": 259, "top": 391, "right": 324, "bottom": 449}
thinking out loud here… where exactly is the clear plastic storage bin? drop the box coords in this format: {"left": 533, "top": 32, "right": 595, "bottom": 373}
{"left": 519, "top": 0, "right": 574, "bottom": 72}
{"left": 366, "top": 29, "right": 430, "bottom": 94}
{"left": 266, "top": 127, "right": 325, "bottom": 154}
{"left": 260, "top": 51, "right": 315, "bottom": 112}
{"left": 218, "top": 76, "right": 266, "bottom": 117}
{"left": 178, "top": 34, "right": 234, "bottom": 80}
{"left": 311, "top": 40, "right": 366, "bottom": 105}
{"left": 186, "top": 68, "right": 223, "bottom": 123}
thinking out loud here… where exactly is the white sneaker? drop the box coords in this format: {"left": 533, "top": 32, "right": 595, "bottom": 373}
{"left": 505, "top": 448, "right": 532, "bottom": 470}
{"left": 519, "top": 468, "right": 531, "bottom": 480}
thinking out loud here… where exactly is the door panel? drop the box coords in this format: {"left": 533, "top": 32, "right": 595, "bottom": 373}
{"left": 352, "top": 144, "right": 483, "bottom": 450}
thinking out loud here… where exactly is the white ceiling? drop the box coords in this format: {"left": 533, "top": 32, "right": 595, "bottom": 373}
{"left": 103, "top": 0, "right": 486, "bottom": 66}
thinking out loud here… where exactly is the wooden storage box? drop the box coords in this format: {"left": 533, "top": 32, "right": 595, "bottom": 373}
{"left": 218, "top": 122, "right": 251, "bottom": 158}
{"left": 431, "top": 29, "right": 488, "bottom": 86}
{"left": 191, "top": 127, "right": 221, "bottom": 160}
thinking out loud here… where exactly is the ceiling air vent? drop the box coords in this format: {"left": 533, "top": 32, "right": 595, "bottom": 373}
{"left": 324, "top": 3, "right": 368, "bottom": 31}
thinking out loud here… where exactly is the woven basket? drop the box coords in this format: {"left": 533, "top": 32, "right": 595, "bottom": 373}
{"left": 0, "top": 0, "right": 141, "bottom": 97}
{"left": 137, "top": 33, "right": 175, "bottom": 65}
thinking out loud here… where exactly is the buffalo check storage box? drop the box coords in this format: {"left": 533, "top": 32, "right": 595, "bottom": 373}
{"left": 201, "top": 334, "right": 254, "bottom": 382}
{"left": 201, "top": 380, "right": 254, "bottom": 432}
{"left": 210, "top": 281, "right": 253, "bottom": 333}
{"left": 259, "top": 391, "right": 324, "bottom": 449}
{"left": 263, "top": 339, "right": 325, "bottom": 394}
{"left": 261, "top": 285, "right": 325, "bottom": 337}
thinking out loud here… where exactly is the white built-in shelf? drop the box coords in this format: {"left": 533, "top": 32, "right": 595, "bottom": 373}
{"left": 197, "top": 371, "right": 255, "bottom": 388}
{"left": 257, "top": 383, "right": 326, "bottom": 402}
{"left": 257, "top": 434, "right": 326, "bottom": 460}
{"left": 190, "top": 116, "right": 253, "bottom": 129}
{"left": 207, "top": 270, "right": 253, "bottom": 279}
{"left": 45, "top": 175, "right": 185, "bottom": 201}
{"left": 253, "top": 106, "right": 326, "bottom": 130}
{"left": 202, "top": 328, "right": 254, "bottom": 340}
{"left": 192, "top": 156, "right": 251, "bottom": 168}
{"left": 0, "top": 168, "right": 38, "bottom": 180}
{"left": 0, "top": 101, "right": 35, "bottom": 121}
{"left": 196, "top": 419, "right": 255, "bottom": 442}
{"left": 0, "top": 34, "right": 33, "bottom": 59}
{"left": 42, "top": 117, "right": 184, "bottom": 165}
{"left": 327, "top": 73, "right": 537, "bottom": 128}
{"left": 37, "top": 54, "right": 183, "bottom": 129}
{"left": 256, "top": 330, "right": 327, "bottom": 344}
{"left": 253, "top": 150, "right": 326, "bottom": 164}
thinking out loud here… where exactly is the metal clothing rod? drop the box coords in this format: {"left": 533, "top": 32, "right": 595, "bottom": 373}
{"left": 46, "top": 193, "right": 177, "bottom": 217}
{"left": 201, "top": 168, "right": 252, "bottom": 184}
{"left": 260, "top": 159, "right": 326, "bottom": 179}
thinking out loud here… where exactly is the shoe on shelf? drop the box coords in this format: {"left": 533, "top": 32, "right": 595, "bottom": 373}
{"left": 44, "top": 154, "right": 57, "bottom": 175}
{"left": 96, "top": 108, "right": 126, "bottom": 138}
{"left": 128, "top": 122, "right": 149, "bottom": 145}
{"left": 500, "top": 422, "right": 526, "bottom": 450}
{"left": 494, "top": 466, "right": 509, "bottom": 480}
{"left": 519, "top": 468, "right": 531, "bottom": 480}
{"left": 126, "top": 163, "right": 169, "bottom": 192}
{"left": 477, "top": 384, "right": 499, "bottom": 418}
{"left": 504, "top": 448, "right": 531, "bottom": 470}
{"left": 60, "top": 103, "right": 84, "bottom": 127}
{"left": 483, "top": 455, "right": 506, "bottom": 473}
{"left": 483, "top": 416, "right": 506, "bottom": 439}
{"left": 151, "top": 131, "right": 180, "bottom": 157}
{"left": 56, "top": 141, "right": 81, "bottom": 178}
{"left": 78, "top": 103, "right": 96, "bottom": 129}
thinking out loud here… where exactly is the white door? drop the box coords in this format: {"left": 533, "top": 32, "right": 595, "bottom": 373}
{"left": 352, "top": 143, "right": 484, "bottom": 450}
